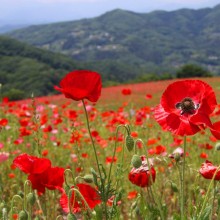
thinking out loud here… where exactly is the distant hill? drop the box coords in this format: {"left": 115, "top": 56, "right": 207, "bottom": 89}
{"left": 0, "top": 36, "right": 84, "bottom": 98}
{"left": 0, "top": 24, "right": 30, "bottom": 34}
{"left": 5, "top": 4, "right": 220, "bottom": 75}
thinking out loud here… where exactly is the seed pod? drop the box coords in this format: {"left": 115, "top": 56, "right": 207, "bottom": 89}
{"left": 215, "top": 142, "right": 220, "bottom": 151}
{"left": 171, "top": 182, "right": 178, "bottom": 192}
{"left": 18, "top": 210, "right": 28, "bottom": 220}
{"left": 174, "top": 152, "right": 181, "bottom": 162}
{"left": 131, "top": 155, "right": 142, "bottom": 168}
{"left": 27, "top": 193, "right": 36, "bottom": 206}
{"left": 67, "top": 213, "right": 77, "bottom": 220}
{"left": 83, "top": 174, "right": 94, "bottom": 183}
{"left": 126, "top": 135, "right": 134, "bottom": 152}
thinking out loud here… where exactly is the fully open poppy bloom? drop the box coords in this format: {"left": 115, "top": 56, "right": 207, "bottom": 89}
{"left": 54, "top": 70, "right": 102, "bottom": 102}
{"left": 154, "top": 80, "right": 220, "bottom": 137}
{"left": 60, "top": 183, "right": 101, "bottom": 213}
{"left": 13, "top": 154, "right": 64, "bottom": 194}
{"left": 199, "top": 160, "right": 220, "bottom": 180}
{"left": 128, "top": 156, "right": 156, "bottom": 187}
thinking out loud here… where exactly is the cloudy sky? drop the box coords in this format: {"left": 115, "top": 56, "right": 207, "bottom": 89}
{"left": 0, "top": 0, "right": 219, "bottom": 26}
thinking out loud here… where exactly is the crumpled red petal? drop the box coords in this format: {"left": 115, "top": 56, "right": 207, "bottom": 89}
{"left": 13, "top": 153, "right": 51, "bottom": 174}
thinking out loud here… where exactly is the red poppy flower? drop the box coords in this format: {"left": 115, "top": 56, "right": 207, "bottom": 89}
{"left": 13, "top": 154, "right": 64, "bottom": 194}
{"left": 60, "top": 183, "right": 101, "bottom": 213}
{"left": 0, "top": 118, "right": 8, "bottom": 126}
{"left": 28, "top": 167, "right": 65, "bottom": 194}
{"left": 54, "top": 70, "right": 102, "bottom": 102}
{"left": 121, "top": 88, "right": 131, "bottom": 95}
{"left": 200, "top": 152, "right": 208, "bottom": 159}
{"left": 199, "top": 160, "right": 220, "bottom": 180}
{"left": 127, "top": 191, "right": 138, "bottom": 199}
{"left": 13, "top": 154, "right": 51, "bottom": 174}
{"left": 128, "top": 156, "right": 156, "bottom": 187}
{"left": 154, "top": 80, "right": 220, "bottom": 137}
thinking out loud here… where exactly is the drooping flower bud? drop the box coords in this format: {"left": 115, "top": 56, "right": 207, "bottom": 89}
{"left": 27, "top": 193, "right": 36, "bottom": 206}
{"left": 215, "top": 142, "right": 220, "bottom": 151}
{"left": 83, "top": 174, "right": 94, "bottom": 183}
{"left": 171, "top": 182, "right": 178, "bottom": 192}
{"left": 67, "top": 213, "right": 77, "bottom": 220}
{"left": 126, "top": 135, "right": 134, "bottom": 152}
{"left": 131, "top": 155, "right": 142, "bottom": 168}
{"left": 18, "top": 210, "right": 28, "bottom": 220}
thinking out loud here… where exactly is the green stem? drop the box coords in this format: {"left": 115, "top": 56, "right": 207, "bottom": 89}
{"left": 198, "top": 166, "right": 220, "bottom": 219}
{"left": 11, "top": 195, "right": 23, "bottom": 220}
{"left": 140, "top": 138, "right": 165, "bottom": 220}
{"left": 34, "top": 190, "right": 46, "bottom": 220}
{"left": 210, "top": 181, "right": 217, "bottom": 220}
{"left": 23, "top": 180, "right": 31, "bottom": 211}
{"left": 108, "top": 125, "right": 129, "bottom": 219}
{"left": 81, "top": 100, "right": 107, "bottom": 219}
{"left": 107, "top": 125, "right": 129, "bottom": 187}
{"left": 64, "top": 169, "right": 75, "bottom": 186}
{"left": 56, "top": 215, "right": 64, "bottom": 220}
{"left": 82, "top": 100, "right": 101, "bottom": 177}
{"left": 68, "top": 188, "right": 75, "bottom": 214}
{"left": 180, "top": 136, "right": 187, "bottom": 220}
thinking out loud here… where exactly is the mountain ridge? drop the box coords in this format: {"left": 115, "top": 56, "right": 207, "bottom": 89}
{"left": 5, "top": 4, "right": 220, "bottom": 76}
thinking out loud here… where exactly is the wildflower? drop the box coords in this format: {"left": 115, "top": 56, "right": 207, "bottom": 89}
{"left": 200, "top": 152, "right": 208, "bottom": 159}
{"left": 199, "top": 160, "right": 220, "bottom": 180}
{"left": 154, "top": 80, "right": 220, "bottom": 138}
{"left": 0, "top": 118, "right": 8, "bottom": 126}
{"left": 168, "top": 147, "right": 184, "bottom": 160}
{"left": 54, "top": 70, "right": 102, "bottom": 102}
{"left": 59, "top": 183, "right": 101, "bottom": 213}
{"left": 121, "top": 88, "right": 131, "bottom": 95}
{"left": 128, "top": 155, "right": 156, "bottom": 187}
{"left": 0, "top": 152, "right": 9, "bottom": 163}
{"left": 127, "top": 191, "right": 138, "bottom": 200}
{"left": 13, "top": 154, "right": 64, "bottom": 194}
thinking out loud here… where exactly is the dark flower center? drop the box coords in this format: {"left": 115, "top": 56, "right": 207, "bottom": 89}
{"left": 175, "top": 97, "right": 199, "bottom": 115}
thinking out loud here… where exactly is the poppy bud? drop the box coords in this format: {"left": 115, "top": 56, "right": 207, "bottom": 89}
{"left": 83, "top": 174, "right": 94, "bottom": 183}
{"left": 27, "top": 193, "right": 36, "bottom": 206}
{"left": 215, "top": 143, "right": 220, "bottom": 151}
{"left": 67, "top": 213, "right": 77, "bottom": 220}
{"left": 18, "top": 191, "right": 24, "bottom": 198}
{"left": 18, "top": 210, "right": 28, "bottom": 220}
{"left": 174, "top": 153, "right": 181, "bottom": 162}
{"left": 131, "top": 155, "right": 142, "bottom": 168}
{"left": 126, "top": 135, "right": 134, "bottom": 152}
{"left": 171, "top": 182, "right": 178, "bottom": 192}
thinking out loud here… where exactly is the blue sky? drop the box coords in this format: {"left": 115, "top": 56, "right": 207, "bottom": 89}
{"left": 0, "top": 0, "right": 219, "bottom": 26}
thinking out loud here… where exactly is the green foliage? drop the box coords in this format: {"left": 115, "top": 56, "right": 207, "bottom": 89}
{"left": 176, "top": 64, "right": 213, "bottom": 78}
{"left": 3, "top": 88, "right": 25, "bottom": 100}
{"left": 5, "top": 5, "right": 220, "bottom": 75}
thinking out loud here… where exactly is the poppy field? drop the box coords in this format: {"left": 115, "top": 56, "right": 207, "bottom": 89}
{"left": 0, "top": 73, "right": 220, "bottom": 220}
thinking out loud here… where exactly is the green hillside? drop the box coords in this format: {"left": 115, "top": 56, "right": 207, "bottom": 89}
{"left": 5, "top": 5, "right": 220, "bottom": 75}
{"left": 0, "top": 36, "right": 84, "bottom": 99}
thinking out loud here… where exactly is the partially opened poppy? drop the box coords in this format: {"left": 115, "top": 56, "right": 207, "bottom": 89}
{"left": 28, "top": 167, "right": 65, "bottom": 194}
{"left": 54, "top": 70, "right": 102, "bottom": 102}
{"left": 13, "top": 154, "right": 64, "bottom": 194}
{"left": 13, "top": 154, "right": 51, "bottom": 174}
{"left": 154, "top": 80, "right": 220, "bottom": 137}
{"left": 128, "top": 155, "right": 156, "bottom": 187}
{"left": 60, "top": 183, "right": 101, "bottom": 213}
{"left": 199, "top": 160, "right": 220, "bottom": 180}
